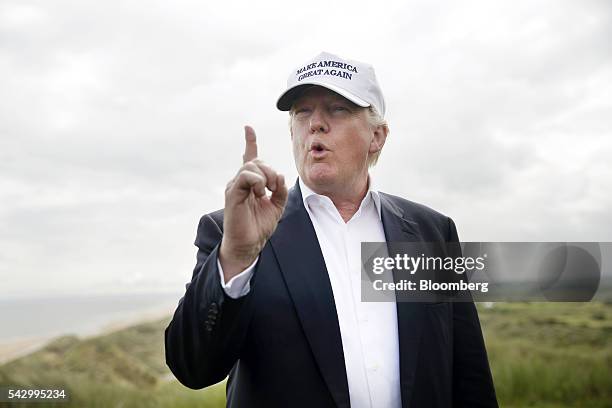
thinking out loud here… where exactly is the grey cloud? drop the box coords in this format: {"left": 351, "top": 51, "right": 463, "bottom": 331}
{"left": 0, "top": 0, "right": 610, "bottom": 297}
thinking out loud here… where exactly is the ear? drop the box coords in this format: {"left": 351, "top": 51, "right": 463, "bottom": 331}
{"left": 369, "top": 124, "right": 388, "bottom": 154}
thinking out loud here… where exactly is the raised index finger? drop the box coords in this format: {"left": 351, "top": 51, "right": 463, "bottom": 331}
{"left": 243, "top": 125, "right": 258, "bottom": 164}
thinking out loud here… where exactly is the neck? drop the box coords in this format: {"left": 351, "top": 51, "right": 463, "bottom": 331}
{"left": 306, "top": 173, "right": 370, "bottom": 223}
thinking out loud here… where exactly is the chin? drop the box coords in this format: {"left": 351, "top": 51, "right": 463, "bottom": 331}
{"left": 305, "top": 165, "right": 337, "bottom": 187}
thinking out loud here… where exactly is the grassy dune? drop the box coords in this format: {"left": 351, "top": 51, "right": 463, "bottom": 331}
{"left": 0, "top": 319, "right": 225, "bottom": 407}
{"left": 1, "top": 302, "right": 610, "bottom": 407}
{"left": 479, "top": 302, "right": 612, "bottom": 408}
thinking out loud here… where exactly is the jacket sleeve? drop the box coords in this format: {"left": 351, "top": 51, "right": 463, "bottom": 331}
{"left": 447, "top": 217, "right": 499, "bottom": 407}
{"left": 164, "top": 213, "right": 254, "bottom": 389}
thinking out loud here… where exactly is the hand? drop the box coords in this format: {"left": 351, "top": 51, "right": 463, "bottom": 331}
{"left": 219, "top": 126, "right": 288, "bottom": 283}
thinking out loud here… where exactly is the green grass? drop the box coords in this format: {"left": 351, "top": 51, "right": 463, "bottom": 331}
{"left": 1, "top": 303, "right": 611, "bottom": 407}
{"left": 478, "top": 302, "right": 612, "bottom": 408}
{"left": 0, "top": 319, "right": 225, "bottom": 407}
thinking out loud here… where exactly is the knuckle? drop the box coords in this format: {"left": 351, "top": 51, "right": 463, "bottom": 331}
{"left": 235, "top": 171, "right": 248, "bottom": 183}
{"left": 249, "top": 164, "right": 267, "bottom": 178}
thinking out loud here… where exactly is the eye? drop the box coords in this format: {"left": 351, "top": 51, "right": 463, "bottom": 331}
{"left": 294, "top": 107, "right": 311, "bottom": 115}
{"left": 332, "top": 105, "right": 349, "bottom": 113}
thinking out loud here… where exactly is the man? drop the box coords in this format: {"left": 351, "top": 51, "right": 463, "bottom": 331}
{"left": 165, "top": 51, "right": 498, "bottom": 407}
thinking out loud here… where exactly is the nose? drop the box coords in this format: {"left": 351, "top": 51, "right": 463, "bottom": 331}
{"left": 309, "top": 108, "right": 329, "bottom": 134}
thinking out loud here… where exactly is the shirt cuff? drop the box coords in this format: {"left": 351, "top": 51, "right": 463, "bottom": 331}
{"left": 217, "top": 256, "right": 258, "bottom": 299}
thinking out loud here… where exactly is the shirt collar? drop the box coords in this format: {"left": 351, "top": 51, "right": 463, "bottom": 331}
{"left": 299, "top": 176, "right": 382, "bottom": 220}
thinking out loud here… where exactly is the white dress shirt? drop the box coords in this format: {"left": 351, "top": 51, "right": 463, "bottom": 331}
{"left": 218, "top": 177, "right": 401, "bottom": 408}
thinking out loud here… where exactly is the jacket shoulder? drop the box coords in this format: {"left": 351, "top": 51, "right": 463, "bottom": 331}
{"left": 380, "top": 192, "right": 450, "bottom": 222}
{"left": 379, "top": 192, "right": 456, "bottom": 241}
{"left": 195, "top": 209, "right": 225, "bottom": 250}
{"left": 197, "top": 209, "right": 224, "bottom": 232}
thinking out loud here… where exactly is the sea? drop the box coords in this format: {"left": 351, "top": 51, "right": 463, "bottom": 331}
{"left": 0, "top": 292, "right": 183, "bottom": 343}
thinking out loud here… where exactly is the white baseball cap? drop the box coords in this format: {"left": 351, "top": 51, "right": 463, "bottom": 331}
{"left": 276, "top": 51, "right": 386, "bottom": 116}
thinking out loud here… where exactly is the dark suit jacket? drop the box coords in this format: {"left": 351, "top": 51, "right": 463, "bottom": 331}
{"left": 165, "top": 181, "right": 498, "bottom": 407}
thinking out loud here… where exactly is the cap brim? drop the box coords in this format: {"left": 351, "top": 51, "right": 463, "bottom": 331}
{"left": 276, "top": 80, "right": 370, "bottom": 111}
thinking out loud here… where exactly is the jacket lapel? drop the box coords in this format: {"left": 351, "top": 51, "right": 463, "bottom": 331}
{"left": 380, "top": 193, "right": 427, "bottom": 408}
{"left": 268, "top": 184, "right": 426, "bottom": 408}
{"left": 269, "top": 181, "right": 350, "bottom": 408}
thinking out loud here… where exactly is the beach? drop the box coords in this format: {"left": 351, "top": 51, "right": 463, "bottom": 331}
{"left": 0, "top": 292, "right": 181, "bottom": 364}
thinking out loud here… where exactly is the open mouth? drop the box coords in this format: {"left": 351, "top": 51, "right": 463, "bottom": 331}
{"left": 310, "top": 142, "right": 328, "bottom": 152}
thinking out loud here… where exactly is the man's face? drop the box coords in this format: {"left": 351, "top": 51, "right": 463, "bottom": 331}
{"left": 290, "top": 86, "right": 384, "bottom": 194}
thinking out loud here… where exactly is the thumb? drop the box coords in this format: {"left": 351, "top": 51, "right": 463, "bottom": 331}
{"left": 270, "top": 174, "right": 288, "bottom": 209}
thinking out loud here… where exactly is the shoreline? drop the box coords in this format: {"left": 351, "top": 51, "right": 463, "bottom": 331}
{"left": 0, "top": 336, "right": 54, "bottom": 364}
{"left": 0, "top": 304, "right": 175, "bottom": 365}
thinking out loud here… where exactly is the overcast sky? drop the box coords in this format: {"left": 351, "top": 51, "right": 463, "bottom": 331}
{"left": 1, "top": 0, "right": 610, "bottom": 298}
